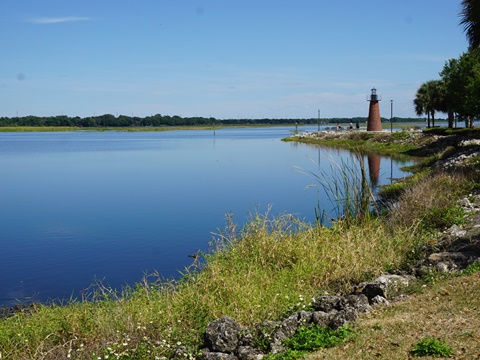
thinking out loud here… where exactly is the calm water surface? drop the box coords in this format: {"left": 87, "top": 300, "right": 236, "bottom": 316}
{"left": 0, "top": 127, "right": 412, "bottom": 306}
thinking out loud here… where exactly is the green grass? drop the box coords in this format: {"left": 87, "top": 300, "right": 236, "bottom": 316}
{"left": 283, "top": 130, "right": 422, "bottom": 157}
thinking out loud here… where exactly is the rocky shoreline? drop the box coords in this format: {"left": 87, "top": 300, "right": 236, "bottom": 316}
{"left": 197, "top": 192, "right": 480, "bottom": 359}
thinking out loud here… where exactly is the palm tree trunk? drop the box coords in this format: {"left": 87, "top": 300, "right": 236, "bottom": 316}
{"left": 448, "top": 108, "right": 454, "bottom": 128}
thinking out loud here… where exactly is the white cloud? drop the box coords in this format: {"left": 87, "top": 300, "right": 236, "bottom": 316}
{"left": 30, "top": 16, "right": 91, "bottom": 24}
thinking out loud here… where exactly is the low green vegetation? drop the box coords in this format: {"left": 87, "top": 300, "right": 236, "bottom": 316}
{"left": 411, "top": 337, "right": 453, "bottom": 357}
{"left": 1, "top": 130, "right": 479, "bottom": 359}
{"left": 266, "top": 325, "right": 355, "bottom": 360}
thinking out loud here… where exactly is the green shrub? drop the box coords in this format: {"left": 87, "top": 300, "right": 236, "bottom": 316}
{"left": 265, "top": 325, "right": 354, "bottom": 360}
{"left": 283, "top": 324, "right": 353, "bottom": 351}
{"left": 420, "top": 205, "right": 466, "bottom": 232}
{"left": 411, "top": 337, "right": 453, "bottom": 357}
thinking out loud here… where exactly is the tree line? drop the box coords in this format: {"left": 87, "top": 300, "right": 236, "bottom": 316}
{"left": 0, "top": 115, "right": 425, "bottom": 128}
{"left": 414, "top": 0, "right": 480, "bottom": 128}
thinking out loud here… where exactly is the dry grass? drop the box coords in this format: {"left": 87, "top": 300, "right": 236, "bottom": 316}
{"left": 305, "top": 272, "right": 480, "bottom": 359}
{"left": 387, "top": 171, "right": 474, "bottom": 230}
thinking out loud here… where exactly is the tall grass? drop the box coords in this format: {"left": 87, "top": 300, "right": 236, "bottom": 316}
{"left": 296, "top": 151, "right": 376, "bottom": 225}
{"left": 386, "top": 170, "right": 476, "bottom": 230}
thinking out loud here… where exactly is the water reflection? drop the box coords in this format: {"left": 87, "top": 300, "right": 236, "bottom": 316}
{"left": 367, "top": 154, "right": 381, "bottom": 186}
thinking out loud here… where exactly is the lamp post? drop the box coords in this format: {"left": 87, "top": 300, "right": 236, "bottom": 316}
{"left": 317, "top": 109, "right": 320, "bottom": 132}
{"left": 390, "top": 100, "right": 393, "bottom": 133}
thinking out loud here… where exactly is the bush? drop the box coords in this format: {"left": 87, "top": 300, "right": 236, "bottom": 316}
{"left": 411, "top": 337, "right": 453, "bottom": 357}
{"left": 266, "top": 325, "right": 354, "bottom": 360}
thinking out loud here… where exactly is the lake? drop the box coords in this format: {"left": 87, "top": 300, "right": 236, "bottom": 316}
{"left": 0, "top": 127, "right": 412, "bottom": 306}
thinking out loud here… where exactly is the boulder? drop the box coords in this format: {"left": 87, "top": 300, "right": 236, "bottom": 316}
{"left": 237, "top": 346, "right": 264, "bottom": 360}
{"left": 204, "top": 316, "right": 242, "bottom": 353}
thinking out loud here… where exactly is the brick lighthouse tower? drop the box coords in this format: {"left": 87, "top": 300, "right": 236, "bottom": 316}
{"left": 367, "top": 87, "right": 382, "bottom": 131}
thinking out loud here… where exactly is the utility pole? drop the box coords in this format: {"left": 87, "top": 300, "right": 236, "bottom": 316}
{"left": 390, "top": 100, "right": 393, "bottom": 133}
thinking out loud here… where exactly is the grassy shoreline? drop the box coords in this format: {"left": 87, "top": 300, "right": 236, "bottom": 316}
{"left": 1, "top": 129, "right": 479, "bottom": 359}
{"left": 0, "top": 124, "right": 301, "bottom": 132}
{"left": 282, "top": 129, "right": 427, "bottom": 157}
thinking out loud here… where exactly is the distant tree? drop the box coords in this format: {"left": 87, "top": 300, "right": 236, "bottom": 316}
{"left": 460, "top": 0, "right": 480, "bottom": 50}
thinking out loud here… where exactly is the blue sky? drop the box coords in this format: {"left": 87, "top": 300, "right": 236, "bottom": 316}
{"left": 0, "top": 1, "right": 469, "bottom": 119}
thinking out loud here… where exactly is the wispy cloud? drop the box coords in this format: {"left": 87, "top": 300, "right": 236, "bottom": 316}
{"left": 29, "top": 16, "right": 91, "bottom": 24}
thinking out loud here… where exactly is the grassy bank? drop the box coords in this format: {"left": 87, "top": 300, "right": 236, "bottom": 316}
{"left": 1, "top": 130, "right": 479, "bottom": 359}
{"left": 283, "top": 129, "right": 429, "bottom": 157}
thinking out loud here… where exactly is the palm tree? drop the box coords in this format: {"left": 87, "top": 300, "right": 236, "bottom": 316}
{"left": 460, "top": 0, "right": 480, "bottom": 50}
{"left": 414, "top": 83, "right": 430, "bottom": 127}
{"left": 413, "top": 80, "right": 447, "bottom": 128}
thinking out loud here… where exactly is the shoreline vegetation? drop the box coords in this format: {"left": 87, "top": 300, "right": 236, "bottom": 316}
{"left": 1, "top": 127, "right": 480, "bottom": 359}
{"left": 0, "top": 114, "right": 429, "bottom": 130}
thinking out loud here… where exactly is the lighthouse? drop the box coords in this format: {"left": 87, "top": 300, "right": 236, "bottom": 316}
{"left": 367, "top": 87, "right": 382, "bottom": 131}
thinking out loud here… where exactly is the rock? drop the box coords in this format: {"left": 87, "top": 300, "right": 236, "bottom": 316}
{"left": 269, "top": 342, "right": 286, "bottom": 355}
{"left": 329, "top": 309, "right": 358, "bottom": 329}
{"left": 204, "top": 316, "right": 242, "bottom": 353}
{"left": 279, "top": 313, "right": 299, "bottom": 338}
{"left": 311, "top": 296, "right": 341, "bottom": 312}
{"left": 311, "top": 311, "right": 332, "bottom": 327}
{"left": 427, "top": 252, "right": 470, "bottom": 272}
{"left": 375, "top": 275, "right": 412, "bottom": 294}
{"left": 238, "top": 328, "right": 254, "bottom": 347}
{"left": 237, "top": 346, "right": 264, "bottom": 360}
{"left": 358, "top": 281, "right": 386, "bottom": 302}
{"left": 297, "top": 310, "right": 313, "bottom": 325}
{"left": 201, "top": 348, "right": 238, "bottom": 360}
{"left": 371, "top": 295, "right": 389, "bottom": 306}
{"left": 356, "top": 275, "right": 412, "bottom": 302}
{"left": 446, "top": 224, "right": 467, "bottom": 238}
{"left": 345, "top": 294, "right": 373, "bottom": 313}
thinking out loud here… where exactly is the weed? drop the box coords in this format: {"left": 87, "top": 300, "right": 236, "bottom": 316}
{"left": 411, "top": 337, "right": 453, "bottom": 357}
{"left": 265, "top": 325, "right": 354, "bottom": 360}
{"left": 286, "top": 325, "right": 353, "bottom": 351}
{"left": 461, "top": 261, "right": 480, "bottom": 275}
